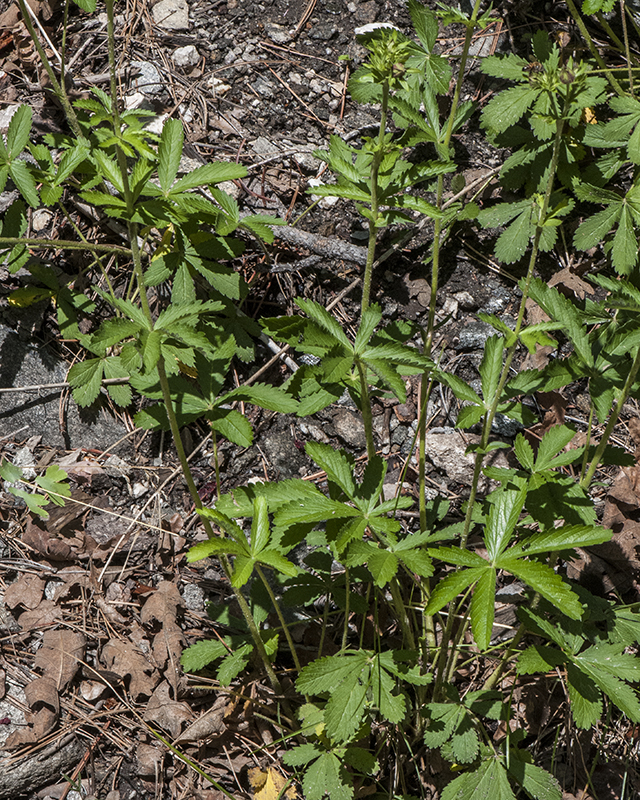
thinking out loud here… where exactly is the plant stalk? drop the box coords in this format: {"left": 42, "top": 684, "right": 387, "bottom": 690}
{"left": 16, "top": 0, "right": 85, "bottom": 140}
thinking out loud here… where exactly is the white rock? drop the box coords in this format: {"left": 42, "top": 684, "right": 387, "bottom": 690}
{"left": 308, "top": 177, "right": 339, "bottom": 208}
{"left": 31, "top": 209, "right": 52, "bottom": 232}
{"left": 152, "top": 0, "right": 189, "bottom": 31}
{"left": 207, "top": 76, "right": 231, "bottom": 95}
{"left": 172, "top": 45, "right": 199, "bottom": 67}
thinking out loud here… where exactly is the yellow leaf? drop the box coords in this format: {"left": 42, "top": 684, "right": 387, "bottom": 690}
{"left": 177, "top": 360, "right": 198, "bottom": 378}
{"left": 248, "top": 766, "right": 296, "bottom": 800}
{"left": 8, "top": 287, "right": 55, "bottom": 307}
{"left": 151, "top": 225, "right": 174, "bottom": 261}
{"left": 582, "top": 107, "right": 597, "bottom": 125}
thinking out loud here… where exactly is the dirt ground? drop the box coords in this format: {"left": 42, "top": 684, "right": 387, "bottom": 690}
{"left": 0, "top": 0, "right": 640, "bottom": 798}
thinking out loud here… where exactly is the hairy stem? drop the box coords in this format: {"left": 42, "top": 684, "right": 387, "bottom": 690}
{"left": 361, "top": 80, "right": 389, "bottom": 314}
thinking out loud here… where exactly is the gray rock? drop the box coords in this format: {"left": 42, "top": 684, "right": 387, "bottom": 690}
{"left": 425, "top": 428, "right": 508, "bottom": 491}
{"left": 264, "top": 22, "right": 292, "bottom": 44}
{"left": 333, "top": 409, "right": 367, "bottom": 449}
{"left": 172, "top": 45, "right": 199, "bottom": 67}
{"left": 0, "top": 324, "right": 126, "bottom": 450}
{"left": 252, "top": 76, "right": 275, "bottom": 98}
{"left": 454, "top": 320, "right": 495, "bottom": 351}
{"left": 181, "top": 582, "right": 205, "bottom": 612}
{"left": 152, "top": 0, "right": 189, "bottom": 30}
{"left": 309, "top": 22, "right": 337, "bottom": 40}
{"left": 130, "top": 60, "right": 167, "bottom": 98}
{"left": 480, "top": 277, "right": 511, "bottom": 314}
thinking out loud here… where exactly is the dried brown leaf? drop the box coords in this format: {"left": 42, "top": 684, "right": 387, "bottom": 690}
{"left": 136, "top": 742, "right": 164, "bottom": 777}
{"left": 5, "top": 677, "right": 60, "bottom": 747}
{"left": 17, "top": 599, "right": 62, "bottom": 631}
{"left": 142, "top": 680, "right": 192, "bottom": 739}
{"left": 4, "top": 573, "right": 45, "bottom": 610}
{"left": 101, "top": 639, "right": 158, "bottom": 700}
{"left": 549, "top": 265, "right": 594, "bottom": 301}
{"left": 174, "top": 694, "right": 230, "bottom": 743}
{"left": 34, "top": 629, "right": 86, "bottom": 690}
{"left": 140, "top": 580, "right": 183, "bottom": 626}
{"left": 22, "top": 518, "right": 72, "bottom": 561}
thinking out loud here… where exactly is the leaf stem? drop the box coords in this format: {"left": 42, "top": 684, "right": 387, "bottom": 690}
{"left": 255, "top": 564, "right": 303, "bottom": 674}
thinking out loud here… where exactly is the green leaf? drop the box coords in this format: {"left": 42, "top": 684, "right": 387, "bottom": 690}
{"left": 479, "top": 335, "right": 504, "bottom": 404}
{"left": 348, "top": 541, "right": 399, "bottom": 587}
{"left": 565, "top": 662, "right": 602, "bottom": 728}
{"left": 441, "top": 758, "right": 516, "bottom": 800}
{"left": 424, "top": 567, "right": 487, "bottom": 615}
{"left": 514, "top": 434, "right": 535, "bottom": 471}
{"left": 207, "top": 407, "right": 253, "bottom": 447}
{"left": 485, "top": 484, "right": 527, "bottom": 561}
{"left": 302, "top": 751, "right": 353, "bottom": 800}
{"left": 573, "top": 646, "right": 640, "bottom": 721}
{"left": 0, "top": 458, "right": 23, "bottom": 483}
{"left": 305, "top": 442, "right": 356, "bottom": 497}
{"left": 409, "top": 0, "right": 438, "bottom": 50}
{"left": 158, "top": 118, "right": 183, "bottom": 192}
{"left": 528, "top": 278, "right": 593, "bottom": 368}
{"left": 6, "top": 105, "right": 31, "bottom": 157}
{"left": 226, "top": 383, "right": 299, "bottom": 414}
{"left": 9, "top": 160, "right": 39, "bottom": 207}
{"left": 612, "top": 206, "right": 638, "bottom": 274}
{"left": 180, "top": 639, "right": 230, "bottom": 671}
{"left": 296, "top": 651, "right": 369, "bottom": 695}
{"left": 508, "top": 524, "right": 611, "bottom": 557}
{"left": 470, "top": 568, "right": 497, "bottom": 651}
{"left": 296, "top": 298, "right": 351, "bottom": 349}
{"left": 506, "top": 754, "right": 562, "bottom": 800}
{"left": 216, "top": 643, "right": 252, "bottom": 685}
{"left": 324, "top": 667, "right": 369, "bottom": 742}
{"left": 68, "top": 358, "right": 104, "bottom": 406}
{"left": 172, "top": 162, "right": 246, "bottom": 192}
{"left": 71, "top": 0, "right": 97, "bottom": 12}
{"left": 481, "top": 85, "right": 539, "bottom": 133}
{"left": 35, "top": 465, "right": 70, "bottom": 504}
{"left": 497, "top": 556, "right": 583, "bottom": 619}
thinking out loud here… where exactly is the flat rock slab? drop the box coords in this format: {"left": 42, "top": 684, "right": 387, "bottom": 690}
{"left": 0, "top": 325, "right": 126, "bottom": 451}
